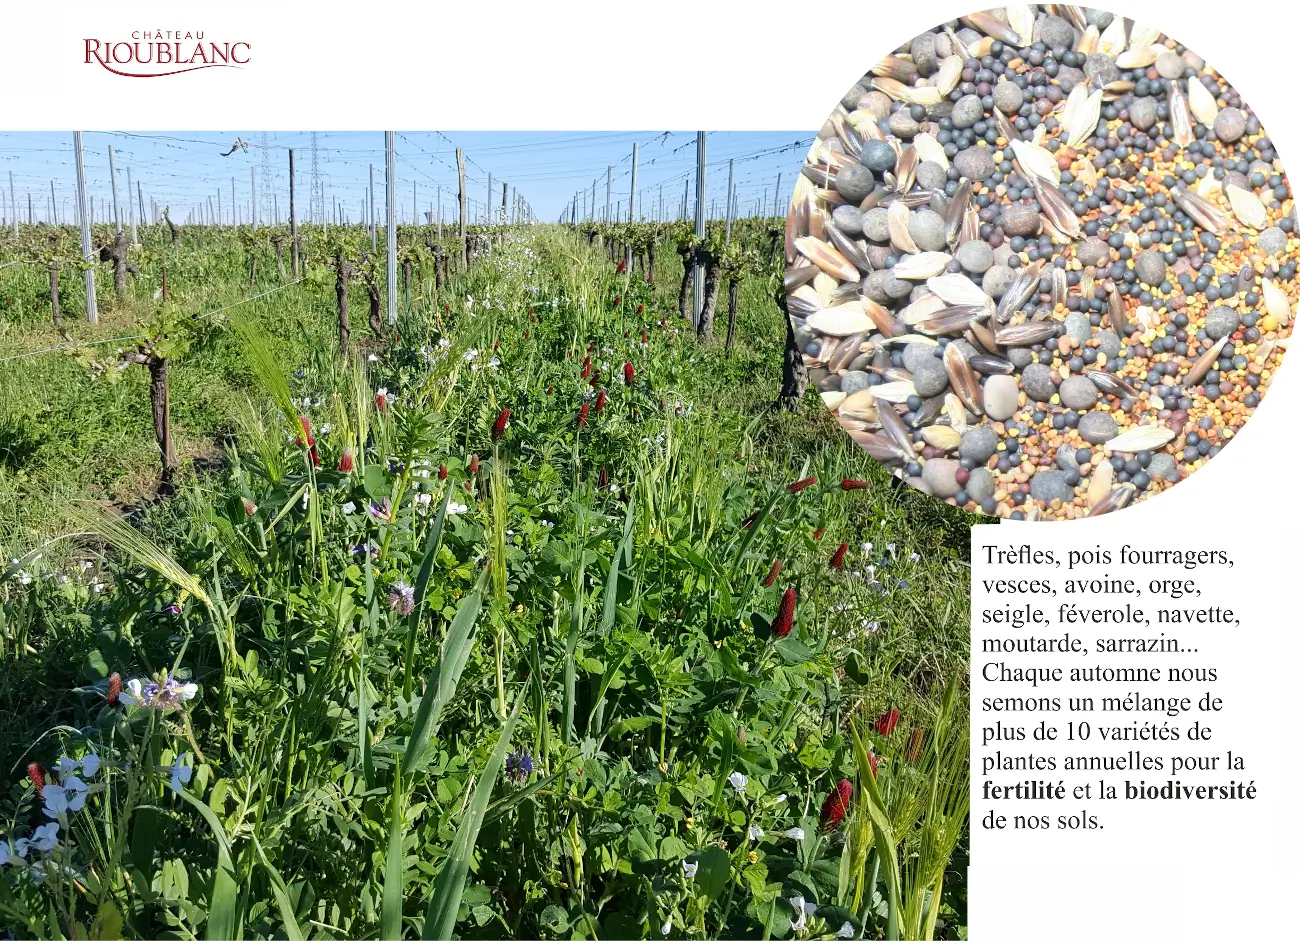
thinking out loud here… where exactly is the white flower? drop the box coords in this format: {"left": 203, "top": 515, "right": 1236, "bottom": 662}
{"left": 15, "top": 822, "right": 60, "bottom": 857}
{"left": 368, "top": 353, "right": 379, "bottom": 362}
{"left": 728, "top": 771, "right": 747, "bottom": 793}
{"left": 55, "top": 756, "right": 80, "bottom": 776}
{"left": 30, "top": 823, "right": 59, "bottom": 852}
{"left": 414, "top": 493, "right": 432, "bottom": 515}
{"left": 123, "top": 677, "right": 145, "bottom": 706}
{"left": 681, "top": 860, "right": 698, "bottom": 878}
{"left": 42, "top": 777, "right": 87, "bottom": 816}
{"left": 169, "top": 753, "right": 194, "bottom": 793}
{"left": 302, "top": 489, "right": 311, "bottom": 509}
{"left": 660, "top": 917, "right": 672, "bottom": 936}
{"left": 463, "top": 349, "right": 478, "bottom": 362}
{"left": 447, "top": 501, "right": 469, "bottom": 517}
{"left": 886, "top": 542, "right": 896, "bottom": 555}
{"left": 748, "top": 825, "right": 765, "bottom": 841}
{"left": 319, "top": 422, "right": 334, "bottom": 436}
{"left": 79, "top": 753, "right": 101, "bottom": 778}
{"left": 785, "top": 827, "right": 806, "bottom": 841}
{"left": 789, "top": 896, "right": 817, "bottom": 932}
{"left": 438, "top": 337, "right": 452, "bottom": 349}
{"left": 908, "top": 552, "right": 920, "bottom": 563}
{"left": 774, "top": 793, "right": 787, "bottom": 803}
{"left": 342, "top": 502, "right": 357, "bottom": 515}
{"left": 838, "top": 922, "right": 855, "bottom": 939}
{"left": 865, "top": 620, "right": 881, "bottom": 634}
{"left": 861, "top": 542, "right": 872, "bottom": 555}
{"left": 0, "top": 841, "right": 11, "bottom": 865}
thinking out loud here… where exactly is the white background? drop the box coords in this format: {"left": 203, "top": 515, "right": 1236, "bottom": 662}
{"left": 3, "top": 0, "right": 1298, "bottom": 936}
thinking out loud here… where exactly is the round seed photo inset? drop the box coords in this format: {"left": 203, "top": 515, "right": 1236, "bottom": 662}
{"left": 786, "top": 5, "right": 1294, "bottom": 520}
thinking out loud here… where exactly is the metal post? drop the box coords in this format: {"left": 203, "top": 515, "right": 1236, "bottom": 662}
{"left": 385, "top": 131, "right": 397, "bottom": 325}
{"left": 501, "top": 182, "right": 508, "bottom": 225}
{"left": 50, "top": 180, "right": 57, "bottom": 226}
{"left": 127, "top": 170, "right": 139, "bottom": 242}
{"left": 369, "top": 164, "right": 377, "bottom": 250}
{"left": 486, "top": 173, "right": 493, "bottom": 228}
{"left": 437, "top": 185, "right": 442, "bottom": 239}
{"left": 72, "top": 132, "right": 98, "bottom": 324}
{"left": 457, "top": 148, "right": 467, "bottom": 268}
{"left": 725, "top": 158, "right": 735, "bottom": 244}
{"left": 628, "top": 144, "right": 639, "bottom": 223}
{"left": 251, "top": 166, "right": 258, "bottom": 230}
{"left": 605, "top": 166, "right": 612, "bottom": 222}
{"left": 288, "top": 149, "right": 299, "bottom": 277}
{"left": 774, "top": 173, "right": 782, "bottom": 219}
{"left": 108, "top": 145, "right": 122, "bottom": 234}
{"left": 693, "top": 133, "right": 707, "bottom": 324}
{"left": 412, "top": 180, "right": 417, "bottom": 230}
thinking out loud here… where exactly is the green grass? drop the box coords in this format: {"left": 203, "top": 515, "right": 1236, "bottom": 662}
{"left": 0, "top": 221, "right": 975, "bottom": 939}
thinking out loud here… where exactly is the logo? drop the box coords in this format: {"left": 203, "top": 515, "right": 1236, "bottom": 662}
{"left": 84, "top": 30, "right": 250, "bottom": 78}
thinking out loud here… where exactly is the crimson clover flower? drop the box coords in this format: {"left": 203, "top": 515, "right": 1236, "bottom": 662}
{"left": 820, "top": 779, "right": 853, "bottom": 831}
{"left": 875, "top": 708, "right": 901, "bottom": 736}
{"left": 772, "top": 588, "right": 796, "bottom": 639}
{"left": 492, "top": 408, "right": 511, "bottom": 441}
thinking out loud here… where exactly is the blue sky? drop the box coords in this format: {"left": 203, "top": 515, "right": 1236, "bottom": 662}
{"left": 0, "top": 131, "right": 810, "bottom": 226}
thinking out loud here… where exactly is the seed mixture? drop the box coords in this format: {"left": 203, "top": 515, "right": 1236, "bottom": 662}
{"left": 786, "top": 5, "right": 1294, "bottom": 519}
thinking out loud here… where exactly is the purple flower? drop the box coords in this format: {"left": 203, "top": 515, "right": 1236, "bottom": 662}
{"left": 350, "top": 543, "right": 380, "bottom": 560}
{"left": 368, "top": 498, "right": 394, "bottom": 522}
{"left": 388, "top": 581, "right": 416, "bottom": 617}
{"left": 162, "top": 603, "right": 181, "bottom": 616}
{"left": 504, "top": 749, "right": 535, "bottom": 785}
{"left": 120, "top": 676, "right": 199, "bottom": 711}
